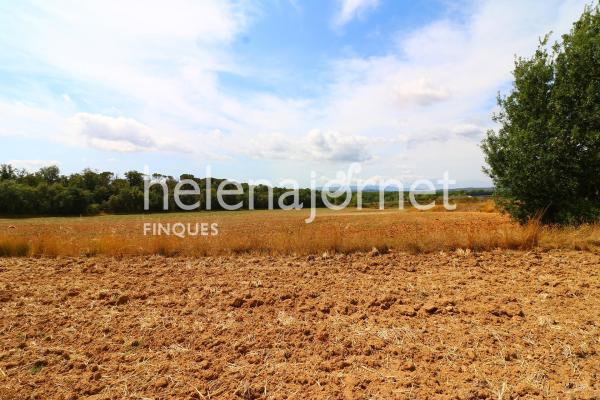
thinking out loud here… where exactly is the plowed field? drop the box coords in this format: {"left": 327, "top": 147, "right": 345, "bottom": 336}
{"left": 1, "top": 249, "right": 599, "bottom": 399}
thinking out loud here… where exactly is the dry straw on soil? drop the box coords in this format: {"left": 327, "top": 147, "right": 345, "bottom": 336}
{"left": 0, "top": 203, "right": 598, "bottom": 257}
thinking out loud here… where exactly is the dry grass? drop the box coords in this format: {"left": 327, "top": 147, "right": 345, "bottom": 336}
{"left": 0, "top": 238, "right": 30, "bottom": 257}
{"left": 539, "top": 222, "right": 600, "bottom": 251}
{"left": 0, "top": 203, "right": 597, "bottom": 257}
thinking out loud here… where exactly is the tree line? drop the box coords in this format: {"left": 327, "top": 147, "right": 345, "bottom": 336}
{"left": 0, "top": 164, "right": 476, "bottom": 216}
{"left": 0, "top": 164, "right": 333, "bottom": 216}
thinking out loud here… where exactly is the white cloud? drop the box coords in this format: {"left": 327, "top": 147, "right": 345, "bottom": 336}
{"left": 306, "top": 129, "right": 371, "bottom": 161}
{"left": 393, "top": 78, "right": 450, "bottom": 107}
{"left": 0, "top": 101, "right": 195, "bottom": 153}
{"left": 69, "top": 113, "right": 156, "bottom": 152}
{"left": 248, "top": 129, "right": 373, "bottom": 162}
{"left": 333, "top": 0, "right": 379, "bottom": 27}
{"left": 68, "top": 113, "right": 199, "bottom": 153}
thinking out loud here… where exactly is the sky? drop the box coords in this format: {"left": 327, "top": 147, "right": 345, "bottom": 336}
{"left": 0, "top": 0, "right": 591, "bottom": 187}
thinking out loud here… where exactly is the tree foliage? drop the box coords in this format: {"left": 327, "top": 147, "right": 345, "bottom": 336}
{"left": 0, "top": 164, "right": 331, "bottom": 216}
{"left": 482, "top": 4, "right": 600, "bottom": 224}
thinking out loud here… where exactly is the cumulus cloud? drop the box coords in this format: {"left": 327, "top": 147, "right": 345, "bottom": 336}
{"left": 249, "top": 129, "right": 373, "bottom": 162}
{"left": 69, "top": 113, "right": 156, "bottom": 152}
{"left": 68, "top": 113, "right": 194, "bottom": 153}
{"left": 333, "top": 0, "right": 379, "bottom": 27}
{"left": 305, "top": 130, "right": 371, "bottom": 161}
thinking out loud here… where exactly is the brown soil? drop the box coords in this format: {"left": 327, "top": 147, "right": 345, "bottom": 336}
{"left": 1, "top": 250, "right": 599, "bottom": 399}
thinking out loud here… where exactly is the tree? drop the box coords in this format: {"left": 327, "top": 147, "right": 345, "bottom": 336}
{"left": 36, "top": 165, "right": 61, "bottom": 184}
{"left": 0, "top": 164, "right": 17, "bottom": 181}
{"left": 482, "top": 4, "right": 600, "bottom": 225}
{"left": 125, "top": 171, "right": 144, "bottom": 188}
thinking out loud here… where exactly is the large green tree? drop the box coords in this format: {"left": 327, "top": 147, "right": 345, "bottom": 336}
{"left": 482, "top": 4, "right": 600, "bottom": 224}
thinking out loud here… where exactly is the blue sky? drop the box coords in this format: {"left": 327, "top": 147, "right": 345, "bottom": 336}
{"left": 0, "top": 0, "right": 590, "bottom": 186}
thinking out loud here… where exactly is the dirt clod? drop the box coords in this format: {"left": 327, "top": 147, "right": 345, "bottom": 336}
{"left": 231, "top": 298, "right": 245, "bottom": 308}
{"left": 115, "top": 294, "right": 129, "bottom": 305}
{"left": 422, "top": 303, "right": 438, "bottom": 314}
{"left": 402, "top": 360, "right": 416, "bottom": 371}
{"left": 154, "top": 377, "right": 168, "bottom": 388}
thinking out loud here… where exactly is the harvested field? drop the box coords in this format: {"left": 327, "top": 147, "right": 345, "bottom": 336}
{"left": 1, "top": 249, "right": 599, "bottom": 399}
{"left": 1, "top": 206, "right": 599, "bottom": 256}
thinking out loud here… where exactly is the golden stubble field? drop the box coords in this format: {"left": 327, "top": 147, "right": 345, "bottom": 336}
{"left": 0, "top": 203, "right": 599, "bottom": 257}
